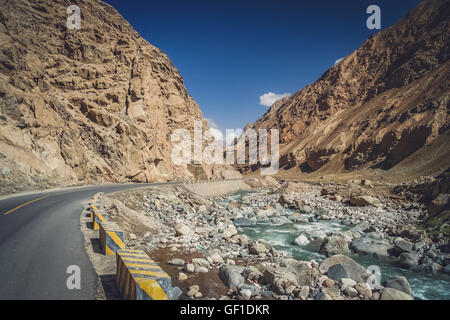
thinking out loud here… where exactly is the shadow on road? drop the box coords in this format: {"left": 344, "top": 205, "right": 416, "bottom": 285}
{"left": 100, "top": 274, "right": 122, "bottom": 300}
{"left": 90, "top": 238, "right": 102, "bottom": 255}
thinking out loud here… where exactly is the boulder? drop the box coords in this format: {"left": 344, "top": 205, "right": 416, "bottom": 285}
{"left": 266, "top": 261, "right": 320, "bottom": 288}
{"left": 271, "top": 216, "right": 292, "bottom": 225}
{"left": 178, "top": 272, "right": 187, "bottom": 281}
{"left": 218, "top": 265, "right": 245, "bottom": 289}
{"left": 248, "top": 240, "right": 272, "bottom": 255}
{"left": 320, "top": 235, "right": 350, "bottom": 257}
{"left": 350, "top": 236, "right": 393, "bottom": 259}
{"left": 185, "top": 263, "right": 195, "bottom": 273}
{"left": 194, "top": 266, "right": 208, "bottom": 273}
{"left": 385, "top": 276, "right": 413, "bottom": 296}
{"left": 233, "top": 217, "right": 256, "bottom": 227}
{"left": 209, "top": 253, "right": 224, "bottom": 264}
{"left": 290, "top": 213, "right": 308, "bottom": 223}
{"left": 355, "top": 282, "right": 372, "bottom": 299}
{"left": 326, "top": 264, "right": 348, "bottom": 282}
{"left": 168, "top": 258, "right": 185, "bottom": 266}
{"left": 344, "top": 287, "right": 358, "bottom": 297}
{"left": 297, "top": 268, "right": 321, "bottom": 287}
{"left": 351, "top": 222, "right": 371, "bottom": 234}
{"left": 192, "top": 258, "right": 210, "bottom": 268}
{"left": 263, "top": 267, "right": 298, "bottom": 289}
{"left": 341, "top": 278, "right": 357, "bottom": 288}
{"left": 390, "top": 238, "right": 414, "bottom": 256}
{"left": 293, "top": 234, "right": 310, "bottom": 246}
{"left": 341, "top": 229, "right": 361, "bottom": 242}
{"left": 278, "top": 194, "right": 290, "bottom": 206}
{"left": 380, "top": 287, "right": 413, "bottom": 300}
{"left": 298, "top": 286, "right": 310, "bottom": 300}
{"left": 399, "top": 252, "right": 419, "bottom": 269}
{"left": 350, "top": 196, "right": 382, "bottom": 208}
{"left": 319, "top": 255, "right": 368, "bottom": 283}
{"left": 256, "top": 210, "right": 269, "bottom": 220}
{"left": 175, "top": 223, "right": 190, "bottom": 236}
{"left": 315, "top": 292, "right": 332, "bottom": 300}
{"left": 223, "top": 224, "right": 238, "bottom": 239}
{"left": 187, "top": 285, "right": 199, "bottom": 298}
{"left": 307, "top": 238, "right": 327, "bottom": 252}
{"left": 361, "top": 179, "right": 373, "bottom": 187}
{"left": 240, "top": 288, "right": 252, "bottom": 300}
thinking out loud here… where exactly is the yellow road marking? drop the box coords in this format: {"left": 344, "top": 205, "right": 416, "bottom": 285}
{"left": 3, "top": 196, "right": 49, "bottom": 215}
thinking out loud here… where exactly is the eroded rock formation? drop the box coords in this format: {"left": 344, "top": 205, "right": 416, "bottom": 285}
{"left": 248, "top": 0, "right": 449, "bottom": 176}
{"left": 0, "top": 0, "right": 237, "bottom": 193}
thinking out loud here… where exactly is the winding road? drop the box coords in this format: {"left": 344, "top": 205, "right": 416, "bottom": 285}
{"left": 0, "top": 183, "right": 171, "bottom": 299}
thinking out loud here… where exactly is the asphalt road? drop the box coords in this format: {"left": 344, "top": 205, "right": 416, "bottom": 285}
{"left": 0, "top": 183, "right": 172, "bottom": 300}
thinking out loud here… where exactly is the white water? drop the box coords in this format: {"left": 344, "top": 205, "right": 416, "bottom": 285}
{"left": 222, "top": 191, "right": 450, "bottom": 300}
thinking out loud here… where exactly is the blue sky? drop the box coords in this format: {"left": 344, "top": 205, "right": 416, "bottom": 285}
{"left": 103, "top": 0, "right": 422, "bottom": 131}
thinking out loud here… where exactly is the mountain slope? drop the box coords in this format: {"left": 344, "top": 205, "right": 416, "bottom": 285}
{"left": 250, "top": 0, "right": 449, "bottom": 178}
{"left": 0, "top": 0, "right": 235, "bottom": 193}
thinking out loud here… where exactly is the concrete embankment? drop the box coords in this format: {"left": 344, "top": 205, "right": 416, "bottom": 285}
{"left": 183, "top": 179, "right": 251, "bottom": 197}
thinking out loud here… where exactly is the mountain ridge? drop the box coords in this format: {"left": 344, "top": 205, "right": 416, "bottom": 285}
{"left": 0, "top": 0, "right": 236, "bottom": 194}
{"left": 245, "top": 0, "right": 449, "bottom": 178}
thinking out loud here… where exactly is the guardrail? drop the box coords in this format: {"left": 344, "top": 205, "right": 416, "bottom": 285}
{"left": 88, "top": 193, "right": 173, "bottom": 300}
{"left": 99, "top": 221, "right": 125, "bottom": 255}
{"left": 116, "top": 249, "right": 172, "bottom": 300}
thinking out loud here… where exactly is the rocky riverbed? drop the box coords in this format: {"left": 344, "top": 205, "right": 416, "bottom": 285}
{"left": 102, "top": 178, "right": 450, "bottom": 300}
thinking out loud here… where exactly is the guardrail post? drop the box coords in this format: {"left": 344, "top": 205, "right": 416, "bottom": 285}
{"left": 116, "top": 249, "right": 172, "bottom": 300}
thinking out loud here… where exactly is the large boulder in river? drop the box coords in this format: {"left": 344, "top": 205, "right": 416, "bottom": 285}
{"left": 399, "top": 252, "right": 419, "bottom": 269}
{"left": 350, "top": 236, "right": 393, "bottom": 259}
{"left": 385, "top": 276, "right": 413, "bottom": 296}
{"left": 233, "top": 217, "right": 256, "bottom": 227}
{"left": 390, "top": 238, "right": 415, "bottom": 256}
{"left": 319, "top": 255, "right": 368, "bottom": 283}
{"left": 294, "top": 234, "right": 310, "bottom": 246}
{"left": 248, "top": 239, "right": 273, "bottom": 255}
{"left": 380, "top": 287, "right": 413, "bottom": 300}
{"left": 320, "top": 235, "right": 350, "bottom": 257}
{"left": 271, "top": 216, "right": 292, "bottom": 225}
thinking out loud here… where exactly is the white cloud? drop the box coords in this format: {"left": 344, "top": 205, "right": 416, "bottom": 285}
{"left": 208, "top": 128, "right": 224, "bottom": 142}
{"left": 259, "top": 92, "right": 291, "bottom": 107}
{"left": 225, "top": 129, "right": 243, "bottom": 146}
{"left": 205, "top": 118, "right": 225, "bottom": 145}
{"left": 335, "top": 57, "right": 344, "bottom": 65}
{"left": 205, "top": 118, "right": 219, "bottom": 129}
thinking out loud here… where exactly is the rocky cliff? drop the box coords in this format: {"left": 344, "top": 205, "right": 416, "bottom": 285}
{"left": 248, "top": 0, "right": 449, "bottom": 177}
{"left": 0, "top": 0, "right": 236, "bottom": 194}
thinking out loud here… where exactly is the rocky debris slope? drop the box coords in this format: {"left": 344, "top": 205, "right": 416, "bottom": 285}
{"left": 102, "top": 178, "right": 449, "bottom": 300}
{"left": 0, "top": 0, "right": 234, "bottom": 194}
{"left": 392, "top": 168, "right": 450, "bottom": 243}
{"left": 245, "top": 0, "right": 449, "bottom": 176}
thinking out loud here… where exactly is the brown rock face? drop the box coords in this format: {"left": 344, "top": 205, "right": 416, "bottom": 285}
{"left": 250, "top": 0, "right": 449, "bottom": 176}
{"left": 0, "top": 0, "right": 235, "bottom": 193}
